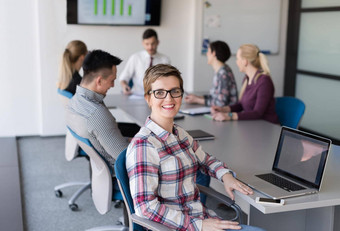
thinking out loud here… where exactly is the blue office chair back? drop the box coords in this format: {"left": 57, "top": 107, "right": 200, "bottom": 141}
{"left": 275, "top": 96, "right": 305, "bottom": 129}
{"left": 57, "top": 88, "right": 74, "bottom": 112}
{"left": 115, "top": 149, "right": 144, "bottom": 231}
{"left": 57, "top": 88, "right": 73, "bottom": 99}
{"left": 67, "top": 126, "right": 123, "bottom": 215}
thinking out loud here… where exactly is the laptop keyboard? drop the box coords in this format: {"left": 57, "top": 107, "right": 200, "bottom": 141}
{"left": 256, "top": 173, "right": 306, "bottom": 192}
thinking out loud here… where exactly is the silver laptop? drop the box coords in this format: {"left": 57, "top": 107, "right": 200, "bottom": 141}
{"left": 239, "top": 126, "right": 331, "bottom": 199}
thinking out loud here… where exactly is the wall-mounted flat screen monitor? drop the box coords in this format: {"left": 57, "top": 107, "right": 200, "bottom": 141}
{"left": 67, "top": 0, "right": 161, "bottom": 26}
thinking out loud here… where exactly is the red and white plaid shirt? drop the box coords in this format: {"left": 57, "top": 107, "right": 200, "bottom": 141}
{"left": 126, "top": 117, "right": 232, "bottom": 231}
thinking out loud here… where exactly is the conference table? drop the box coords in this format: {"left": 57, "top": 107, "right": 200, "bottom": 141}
{"left": 105, "top": 94, "right": 340, "bottom": 231}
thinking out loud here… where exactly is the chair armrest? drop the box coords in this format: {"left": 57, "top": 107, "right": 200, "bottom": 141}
{"left": 198, "top": 184, "right": 234, "bottom": 206}
{"left": 131, "top": 214, "right": 172, "bottom": 231}
{"left": 197, "top": 185, "right": 242, "bottom": 223}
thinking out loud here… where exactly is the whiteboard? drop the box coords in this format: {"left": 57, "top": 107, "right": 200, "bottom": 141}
{"left": 203, "top": 0, "right": 281, "bottom": 54}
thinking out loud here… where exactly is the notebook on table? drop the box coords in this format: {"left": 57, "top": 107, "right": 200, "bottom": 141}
{"left": 187, "top": 129, "right": 215, "bottom": 141}
{"left": 179, "top": 106, "right": 211, "bottom": 115}
{"left": 238, "top": 126, "right": 331, "bottom": 199}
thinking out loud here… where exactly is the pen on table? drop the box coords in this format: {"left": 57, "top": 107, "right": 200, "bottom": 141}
{"left": 204, "top": 114, "right": 213, "bottom": 120}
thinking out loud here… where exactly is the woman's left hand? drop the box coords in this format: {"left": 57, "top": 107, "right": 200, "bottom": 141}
{"left": 184, "top": 94, "right": 204, "bottom": 104}
{"left": 212, "top": 112, "right": 229, "bottom": 121}
{"left": 222, "top": 173, "right": 253, "bottom": 200}
{"left": 184, "top": 94, "right": 197, "bottom": 103}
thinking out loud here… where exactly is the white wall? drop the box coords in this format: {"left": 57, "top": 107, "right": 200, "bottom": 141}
{"left": 0, "top": 0, "right": 41, "bottom": 136}
{"left": 191, "top": 0, "right": 289, "bottom": 97}
{"left": 0, "top": 0, "right": 288, "bottom": 137}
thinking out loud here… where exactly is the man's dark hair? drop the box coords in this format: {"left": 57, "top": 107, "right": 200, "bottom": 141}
{"left": 142, "top": 28, "right": 158, "bottom": 40}
{"left": 209, "top": 41, "right": 231, "bottom": 63}
{"left": 82, "top": 50, "right": 122, "bottom": 84}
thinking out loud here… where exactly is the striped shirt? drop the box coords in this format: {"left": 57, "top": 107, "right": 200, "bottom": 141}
{"left": 126, "top": 117, "right": 232, "bottom": 231}
{"left": 66, "top": 86, "right": 129, "bottom": 170}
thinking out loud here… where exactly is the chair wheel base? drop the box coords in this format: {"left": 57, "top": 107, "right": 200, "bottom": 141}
{"left": 69, "top": 203, "right": 78, "bottom": 211}
{"left": 114, "top": 200, "right": 122, "bottom": 208}
{"left": 55, "top": 190, "right": 63, "bottom": 198}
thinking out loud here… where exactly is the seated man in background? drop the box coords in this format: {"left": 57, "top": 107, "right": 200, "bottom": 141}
{"left": 66, "top": 49, "right": 129, "bottom": 170}
{"left": 119, "top": 28, "right": 170, "bottom": 96}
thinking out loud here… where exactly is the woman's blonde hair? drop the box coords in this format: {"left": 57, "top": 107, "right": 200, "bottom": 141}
{"left": 238, "top": 44, "right": 271, "bottom": 99}
{"left": 57, "top": 40, "right": 87, "bottom": 90}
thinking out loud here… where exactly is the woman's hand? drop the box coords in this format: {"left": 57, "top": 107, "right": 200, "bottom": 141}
{"left": 211, "top": 106, "right": 230, "bottom": 114}
{"left": 212, "top": 112, "right": 229, "bottom": 121}
{"left": 202, "top": 218, "right": 241, "bottom": 231}
{"left": 184, "top": 94, "right": 204, "bottom": 104}
{"left": 222, "top": 173, "right": 253, "bottom": 200}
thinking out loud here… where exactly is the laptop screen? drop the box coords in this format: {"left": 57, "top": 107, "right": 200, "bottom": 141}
{"left": 273, "top": 127, "right": 331, "bottom": 189}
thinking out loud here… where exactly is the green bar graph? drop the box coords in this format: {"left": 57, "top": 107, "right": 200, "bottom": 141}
{"left": 93, "top": 0, "right": 132, "bottom": 17}
{"left": 103, "top": 0, "right": 107, "bottom": 15}
{"left": 120, "top": 0, "right": 124, "bottom": 16}
{"left": 111, "top": 0, "right": 115, "bottom": 15}
{"left": 128, "top": 5, "right": 132, "bottom": 16}
{"left": 94, "top": 0, "right": 98, "bottom": 15}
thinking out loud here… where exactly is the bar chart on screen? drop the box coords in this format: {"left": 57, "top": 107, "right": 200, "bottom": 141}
{"left": 78, "top": 0, "right": 146, "bottom": 25}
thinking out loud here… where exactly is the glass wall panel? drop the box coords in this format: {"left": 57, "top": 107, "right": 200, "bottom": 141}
{"left": 297, "top": 12, "right": 340, "bottom": 77}
{"left": 302, "top": 0, "right": 340, "bottom": 8}
{"left": 296, "top": 74, "right": 340, "bottom": 140}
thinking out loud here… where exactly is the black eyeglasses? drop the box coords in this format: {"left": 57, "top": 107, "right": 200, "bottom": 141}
{"left": 149, "top": 88, "right": 184, "bottom": 99}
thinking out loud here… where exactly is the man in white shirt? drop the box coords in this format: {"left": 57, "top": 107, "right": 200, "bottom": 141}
{"left": 119, "top": 28, "right": 170, "bottom": 96}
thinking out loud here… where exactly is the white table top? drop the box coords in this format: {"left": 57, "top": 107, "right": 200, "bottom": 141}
{"left": 105, "top": 94, "right": 340, "bottom": 214}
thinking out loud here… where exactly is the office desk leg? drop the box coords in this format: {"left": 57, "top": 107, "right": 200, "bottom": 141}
{"left": 335, "top": 206, "right": 340, "bottom": 230}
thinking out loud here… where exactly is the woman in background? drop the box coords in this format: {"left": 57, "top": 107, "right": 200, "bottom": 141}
{"left": 211, "top": 44, "right": 279, "bottom": 124}
{"left": 185, "top": 41, "right": 238, "bottom": 107}
{"left": 57, "top": 40, "right": 87, "bottom": 95}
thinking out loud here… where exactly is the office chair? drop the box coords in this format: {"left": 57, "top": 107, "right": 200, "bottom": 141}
{"left": 54, "top": 89, "right": 91, "bottom": 211}
{"left": 57, "top": 88, "right": 73, "bottom": 107}
{"left": 275, "top": 96, "right": 306, "bottom": 129}
{"left": 67, "top": 126, "right": 128, "bottom": 231}
{"left": 115, "top": 148, "right": 243, "bottom": 231}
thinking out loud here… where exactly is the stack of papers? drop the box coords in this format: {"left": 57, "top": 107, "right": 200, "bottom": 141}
{"left": 179, "top": 106, "right": 211, "bottom": 115}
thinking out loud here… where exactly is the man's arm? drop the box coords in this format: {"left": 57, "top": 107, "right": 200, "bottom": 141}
{"left": 119, "top": 55, "right": 136, "bottom": 95}
{"left": 120, "top": 80, "right": 132, "bottom": 95}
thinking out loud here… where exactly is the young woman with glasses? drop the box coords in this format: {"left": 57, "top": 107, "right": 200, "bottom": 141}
{"left": 125, "top": 64, "right": 266, "bottom": 231}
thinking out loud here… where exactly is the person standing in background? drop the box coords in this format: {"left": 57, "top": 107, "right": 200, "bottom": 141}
{"left": 185, "top": 41, "right": 238, "bottom": 107}
{"left": 57, "top": 40, "right": 88, "bottom": 95}
{"left": 119, "top": 28, "right": 170, "bottom": 96}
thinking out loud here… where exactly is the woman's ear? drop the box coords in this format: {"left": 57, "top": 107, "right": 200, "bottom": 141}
{"left": 144, "top": 94, "right": 152, "bottom": 108}
{"left": 243, "top": 58, "right": 248, "bottom": 67}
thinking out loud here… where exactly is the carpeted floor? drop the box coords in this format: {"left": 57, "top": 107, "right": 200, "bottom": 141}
{"left": 17, "top": 136, "right": 235, "bottom": 231}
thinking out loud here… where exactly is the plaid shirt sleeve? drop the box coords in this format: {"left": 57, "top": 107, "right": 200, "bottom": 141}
{"left": 191, "top": 137, "right": 233, "bottom": 180}
{"left": 126, "top": 138, "right": 203, "bottom": 231}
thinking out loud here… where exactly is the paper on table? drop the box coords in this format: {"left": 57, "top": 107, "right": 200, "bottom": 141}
{"left": 129, "top": 94, "right": 145, "bottom": 100}
{"left": 179, "top": 106, "right": 211, "bottom": 115}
